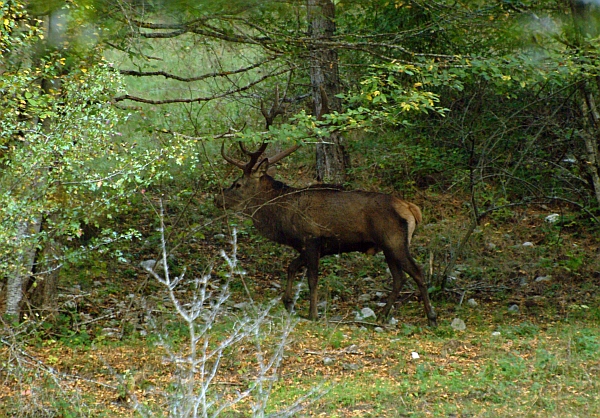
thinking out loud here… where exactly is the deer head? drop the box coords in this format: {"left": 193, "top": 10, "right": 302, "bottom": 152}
{"left": 217, "top": 141, "right": 300, "bottom": 210}
{"left": 216, "top": 87, "right": 300, "bottom": 210}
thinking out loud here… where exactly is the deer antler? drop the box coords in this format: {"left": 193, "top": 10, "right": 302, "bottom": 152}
{"left": 267, "top": 143, "right": 301, "bottom": 165}
{"left": 260, "top": 85, "right": 288, "bottom": 130}
{"left": 221, "top": 140, "right": 269, "bottom": 174}
{"left": 223, "top": 86, "right": 300, "bottom": 172}
{"left": 238, "top": 141, "right": 269, "bottom": 174}
{"left": 221, "top": 141, "right": 246, "bottom": 169}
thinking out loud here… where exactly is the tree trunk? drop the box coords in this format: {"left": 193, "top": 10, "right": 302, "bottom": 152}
{"left": 5, "top": 218, "right": 42, "bottom": 317}
{"left": 579, "top": 86, "right": 600, "bottom": 207}
{"left": 570, "top": 0, "right": 600, "bottom": 207}
{"left": 28, "top": 216, "right": 62, "bottom": 318}
{"left": 5, "top": 11, "right": 63, "bottom": 319}
{"left": 307, "top": 0, "right": 349, "bottom": 184}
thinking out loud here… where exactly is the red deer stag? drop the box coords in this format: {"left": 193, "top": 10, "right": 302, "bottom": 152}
{"left": 215, "top": 143, "right": 437, "bottom": 326}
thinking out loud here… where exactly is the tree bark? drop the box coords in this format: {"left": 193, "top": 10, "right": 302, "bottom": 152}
{"left": 27, "top": 215, "right": 62, "bottom": 317}
{"left": 307, "top": 0, "right": 349, "bottom": 184}
{"left": 5, "top": 218, "right": 42, "bottom": 317}
{"left": 579, "top": 86, "right": 600, "bottom": 207}
{"left": 570, "top": 0, "right": 600, "bottom": 207}
{"left": 5, "top": 10, "right": 63, "bottom": 318}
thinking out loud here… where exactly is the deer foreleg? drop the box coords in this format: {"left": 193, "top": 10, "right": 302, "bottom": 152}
{"left": 283, "top": 255, "right": 306, "bottom": 312}
{"left": 305, "top": 243, "right": 321, "bottom": 320}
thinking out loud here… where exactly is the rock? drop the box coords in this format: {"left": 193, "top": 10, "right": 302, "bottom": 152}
{"left": 342, "top": 362, "right": 361, "bottom": 371}
{"left": 508, "top": 304, "right": 520, "bottom": 313}
{"left": 213, "top": 233, "right": 226, "bottom": 241}
{"left": 451, "top": 318, "right": 466, "bottom": 331}
{"left": 466, "top": 298, "right": 478, "bottom": 307}
{"left": 323, "top": 357, "right": 335, "bottom": 366}
{"left": 388, "top": 317, "right": 399, "bottom": 326}
{"left": 411, "top": 352, "right": 420, "bottom": 359}
{"left": 519, "top": 277, "right": 528, "bottom": 287}
{"left": 140, "top": 259, "right": 160, "bottom": 272}
{"left": 64, "top": 300, "right": 77, "bottom": 310}
{"left": 358, "top": 293, "right": 372, "bottom": 302}
{"left": 486, "top": 242, "right": 497, "bottom": 250}
{"left": 535, "top": 275, "right": 552, "bottom": 282}
{"left": 522, "top": 242, "right": 534, "bottom": 247}
{"left": 545, "top": 213, "right": 560, "bottom": 223}
{"left": 356, "top": 307, "right": 376, "bottom": 320}
{"left": 491, "top": 331, "right": 501, "bottom": 337}
{"left": 374, "top": 327, "right": 385, "bottom": 333}
{"left": 344, "top": 344, "right": 361, "bottom": 354}
{"left": 101, "top": 328, "right": 119, "bottom": 337}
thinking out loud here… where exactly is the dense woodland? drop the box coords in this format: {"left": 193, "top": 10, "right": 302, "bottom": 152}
{"left": 1, "top": 1, "right": 600, "bottom": 416}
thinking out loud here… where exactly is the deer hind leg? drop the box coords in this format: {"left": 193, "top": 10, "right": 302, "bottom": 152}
{"left": 384, "top": 249, "right": 437, "bottom": 327}
{"left": 382, "top": 250, "right": 409, "bottom": 319}
{"left": 402, "top": 255, "right": 437, "bottom": 327}
{"left": 283, "top": 255, "right": 306, "bottom": 312}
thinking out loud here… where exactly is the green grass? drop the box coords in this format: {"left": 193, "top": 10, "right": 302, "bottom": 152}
{"left": 264, "top": 313, "right": 600, "bottom": 417}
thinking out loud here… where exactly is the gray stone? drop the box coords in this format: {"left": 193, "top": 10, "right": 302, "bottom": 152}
{"left": 342, "top": 362, "right": 361, "bottom": 371}
{"left": 508, "top": 304, "right": 520, "bottom": 313}
{"left": 356, "top": 307, "right": 376, "bottom": 320}
{"left": 358, "top": 293, "right": 372, "bottom": 302}
{"left": 451, "top": 318, "right": 466, "bottom": 331}
{"left": 323, "top": 357, "right": 335, "bottom": 366}
{"left": 140, "top": 259, "right": 161, "bottom": 272}
{"left": 467, "top": 298, "right": 478, "bottom": 307}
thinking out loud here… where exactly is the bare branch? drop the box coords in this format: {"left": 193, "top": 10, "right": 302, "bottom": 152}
{"left": 113, "top": 67, "right": 293, "bottom": 104}
{"left": 119, "top": 55, "right": 280, "bottom": 82}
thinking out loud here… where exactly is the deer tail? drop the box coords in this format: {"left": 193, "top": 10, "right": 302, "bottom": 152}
{"left": 407, "top": 202, "right": 422, "bottom": 225}
{"left": 392, "top": 199, "right": 422, "bottom": 245}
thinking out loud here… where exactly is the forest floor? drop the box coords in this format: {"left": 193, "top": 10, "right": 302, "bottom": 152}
{"left": 2, "top": 192, "right": 600, "bottom": 417}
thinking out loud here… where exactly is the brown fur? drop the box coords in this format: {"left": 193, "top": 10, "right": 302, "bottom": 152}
{"left": 217, "top": 158, "right": 437, "bottom": 326}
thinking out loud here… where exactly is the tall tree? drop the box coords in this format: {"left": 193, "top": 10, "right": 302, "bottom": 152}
{"left": 1, "top": 2, "right": 144, "bottom": 319}
{"left": 307, "top": 0, "right": 348, "bottom": 183}
{"left": 569, "top": 0, "right": 600, "bottom": 207}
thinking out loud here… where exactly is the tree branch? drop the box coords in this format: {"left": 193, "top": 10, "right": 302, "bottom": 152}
{"left": 113, "top": 67, "right": 293, "bottom": 104}
{"left": 119, "top": 55, "right": 280, "bottom": 82}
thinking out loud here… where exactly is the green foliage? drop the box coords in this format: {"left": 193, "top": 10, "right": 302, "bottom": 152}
{"left": 349, "top": 130, "right": 467, "bottom": 192}
{"left": 337, "top": 62, "right": 448, "bottom": 130}
{"left": 0, "top": 0, "right": 41, "bottom": 56}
